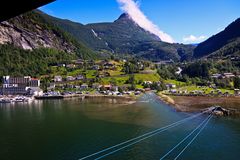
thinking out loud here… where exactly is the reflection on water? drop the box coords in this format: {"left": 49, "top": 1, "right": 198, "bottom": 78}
{"left": 0, "top": 94, "right": 240, "bottom": 160}
{"left": 0, "top": 100, "right": 44, "bottom": 120}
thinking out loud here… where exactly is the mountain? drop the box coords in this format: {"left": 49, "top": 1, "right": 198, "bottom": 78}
{"left": 39, "top": 11, "right": 195, "bottom": 61}
{"left": 39, "top": 12, "right": 160, "bottom": 53}
{"left": 86, "top": 13, "right": 160, "bottom": 53}
{"left": 37, "top": 10, "right": 110, "bottom": 52}
{"left": 0, "top": 10, "right": 102, "bottom": 76}
{"left": 194, "top": 18, "right": 240, "bottom": 58}
{"left": 133, "top": 41, "right": 195, "bottom": 61}
{"left": 0, "top": 11, "right": 96, "bottom": 59}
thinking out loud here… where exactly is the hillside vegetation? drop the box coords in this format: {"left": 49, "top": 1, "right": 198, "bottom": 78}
{"left": 0, "top": 44, "right": 75, "bottom": 77}
{"left": 0, "top": 10, "right": 97, "bottom": 59}
{"left": 194, "top": 18, "right": 240, "bottom": 58}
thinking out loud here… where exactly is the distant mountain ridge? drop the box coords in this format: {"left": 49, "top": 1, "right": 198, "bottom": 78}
{"left": 1, "top": 9, "right": 239, "bottom": 62}
{"left": 194, "top": 18, "right": 240, "bottom": 58}
{"left": 39, "top": 11, "right": 195, "bottom": 61}
{"left": 39, "top": 11, "right": 161, "bottom": 53}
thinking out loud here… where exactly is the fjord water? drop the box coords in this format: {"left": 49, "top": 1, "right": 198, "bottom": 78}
{"left": 0, "top": 93, "right": 240, "bottom": 160}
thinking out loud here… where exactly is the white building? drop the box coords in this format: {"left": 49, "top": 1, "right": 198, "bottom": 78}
{"left": 54, "top": 76, "right": 62, "bottom": 82}
{"left": 66, "top": 76, "right": 75, "bottom": 81}
{"left": 223, "top": 73, "right": 235, "bottom": 78}
{"left": 27, "top": 87, "right": 43, "bottom": 96}
{"left": 211, "top": 73, "right": 222, "bottom": 79}
{"left": 80, "top": 84, "right": 88, "bottom": 90}
{"left": 76, "top": 75, "right": 84, "bottom": 80}
{"left": 2, "top": 76, "right": 41, "bottom": 95}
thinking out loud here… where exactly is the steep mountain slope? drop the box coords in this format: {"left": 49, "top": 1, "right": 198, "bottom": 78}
{"left": 207, "top": 37, "right": 240, "bottom": 59}
{"left": 40, "top": 12, "right": 160, "bottom": 53}
{"left": 39, "top": 11, "right": 195, "bottom": 61}
{"left": 37, "top": 10, "right": 110, "bottom": 51}
{"left": 194, "top": 18, "right": 240, "bottom": 58}
{"left": 86, "top": 13, "right": 160, "bottom": 53}
{"left": 0, "top": 11, "right": 96, "bottom": 59}
{"left": 134, "top": 41, "right": 195, "bottom": 61}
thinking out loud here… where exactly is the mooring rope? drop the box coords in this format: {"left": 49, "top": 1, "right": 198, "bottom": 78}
{"left": 174, "top": 114, "right": 213, "bottom": 160}
{"left": 79, "top": 110, "right": 209, "bottom": 160}
{"left": 159, "top": 114, "right": 212, "bottom": 160}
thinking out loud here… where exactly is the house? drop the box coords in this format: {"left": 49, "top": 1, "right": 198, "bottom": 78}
{"left": 57, "top": 63, "right": 66, "bottom": 67}
{"left": 170, "top": 89, "right": 177, "bottom": 93}
{"left": 211, "top": 73, "right": 222, "bottom": 79}
{"left": 144, "top": 81, "right": 153, "bottom": 85}
{"left": 26, "top": 87, "right": 43, "bottom": 96}
{"left": 104, "top": 62, "right": 114, "bottom": 69}
{"left": 66, "top": 64, "right": 76, "bottom": 68}
{"left": 234, "top": 89, "right": 240, "bottom": 95}
{"left": 54, "top": 76, "right": 62, "bottom": 82}
{"left": 103, "top": 85, "right": 112, "bottom": 90}
{"left": 66, "top": 84, "right": 74, "bottom": 89}
{"left": 223, "top": 73, "right": 235, "bottom": 78}
{"left": 104, "top": 72, "right": 111, "bottom": 77}
{"left": 92, "top": 83, "right": 102, "bottom": 90}
{"left": 75, "top": 59, "right": 84, "bottom": 65}
{"left": 80, "top": 84, "right": 88, "bottom": 90}
{"left": 66, "top": 76, "right": 75, "bottom": 81}
{"left": 92, "top": 65, "right": 100, "bottom": 70}
{"left": 76, "top": 75, "right": 84, "bottom": 80}
{"left": 137, "top": 62, "right": 144, "bottom": 70}
{"left": 111, "top": 86, "right": 118, "bottom": 92}
{"left": 75, "top": 85, "right": 81, "bottom": 89}
{"left": 145, "top": 88, "right": 151, "bottom": 91}
{"left": 30, "top": 78, "right": 40, "bottom": 87}
{"left": 47, "top": 83, "right": 56, "bottom": 90}
{"left": 166, "top": 83, "right": 176, "bottom": 89}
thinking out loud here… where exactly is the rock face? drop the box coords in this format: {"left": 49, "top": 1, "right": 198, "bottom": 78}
{"left": 0, "top": 12, "right": 76, "bottom": 53}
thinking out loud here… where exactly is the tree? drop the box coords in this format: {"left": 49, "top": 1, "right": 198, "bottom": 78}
{"left": 110, "top": 78, "right": 117, "bottom": 86}
{"left": 41, "top": 77, "right": 51, "bottom": 92}
{"left": 127, "top": 74, "right": 136, "bottom": 90}
{"left": 182, "top": 61, "right": 210, "bottom": 78}
{"left": 127, "top": 74, "right": 135, "bottom": 84}
{"left": 234, "top": 77, "right": 240, "bottom": 89}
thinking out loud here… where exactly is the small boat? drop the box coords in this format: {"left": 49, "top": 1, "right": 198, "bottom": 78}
{"left": 0, "top": 98, "right": 12, "bottom": 103}
{"left": 13, "top": 98, "right": 25, "bottom": 103}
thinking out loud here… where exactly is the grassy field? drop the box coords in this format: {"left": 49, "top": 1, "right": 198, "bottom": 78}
{"left": 176, "top": 85, "right": 234, "bottom": 94}
{"left": 101, "top": 73, "right": 160, "bottom": 86}
{"left": 101, "top": 76, "right": 129, "bottom": 85}
{"left": 108, "top": 70, "right": 124, "bottom": 76}
{"left": 84, "top": 70, "right": 97, "bottom": 79}
{"left": 67, "top": 69, "right": 83, "bottom": 76}
{"left": 164, "top": 79, "right": 186, "bottom": 87}
{"left": 50, "top": 66, "right": 67, "bottom": 76}
{"left": 134, "top": 73, "right": 160, "bottom": 82}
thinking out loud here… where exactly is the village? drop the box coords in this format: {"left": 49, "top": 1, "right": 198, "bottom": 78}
{"left": 0, "top": 58, "right": 240, "bottom": 103}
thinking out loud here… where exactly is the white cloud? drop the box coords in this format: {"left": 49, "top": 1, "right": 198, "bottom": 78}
{"left": 117, "top": 0, "right": 174, "bottom": 43}
{"left": 183, "top": 35, "right": 207, "bottom": 43}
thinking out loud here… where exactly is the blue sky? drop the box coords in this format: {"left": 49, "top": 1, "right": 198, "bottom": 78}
{"left": 40, "top": 0, "right": 240, "bottom": 44}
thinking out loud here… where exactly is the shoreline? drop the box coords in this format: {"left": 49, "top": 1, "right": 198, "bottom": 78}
{"left": 1, "top": 93, "right": 139, "bottom": 105}
{"left": 35, "top": 93, "right": 139, "bottom": 105}
{"left": 157, "top": 93, "right": 240, "bottom": 116}
{"left": 157, "top": 92, "right": 186, "bottom": 112}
